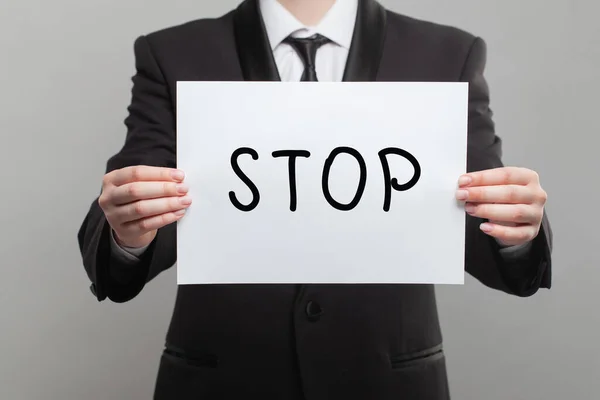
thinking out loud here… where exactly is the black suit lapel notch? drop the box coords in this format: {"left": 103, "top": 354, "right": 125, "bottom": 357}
{"left": 233, "top": 0, "right": 282, "bottom": 82}
{"left": 343, "top": 0, "right": 388, "bottom": 82}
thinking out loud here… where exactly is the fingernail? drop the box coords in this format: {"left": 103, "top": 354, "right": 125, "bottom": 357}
{"left": 465, "top": 204, "right": 476, "bottom": 214}
{"left": 174, "top": 209, "right": 186, "bottom": 216}
{"left": 456, "top": 190, "right": 469, "bottom": 201}
{"left": 458, "top": 176, "right": 472, "bottom": 186}
{"left": 172, "top": 170, "right": 185, "bottom": 181}
{"left": 176, "top": 184, "right": 189, "bottom": 194}
{"left": 480, "top": 223, "right": 493, "bottom": 233}
{"left": 180, "top": 196, "right": 192, "bottom": 206}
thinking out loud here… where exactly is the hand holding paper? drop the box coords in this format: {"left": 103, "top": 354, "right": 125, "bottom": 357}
{"left": 98, "top": 166, "right": 191, "bottom": 248}
{"left": 456, "top": 167, "right": 547, "bottom": 246}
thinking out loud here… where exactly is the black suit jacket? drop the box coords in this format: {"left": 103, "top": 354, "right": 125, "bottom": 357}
{"left": 78, "top": 1, "right": 553, "bottom": 399}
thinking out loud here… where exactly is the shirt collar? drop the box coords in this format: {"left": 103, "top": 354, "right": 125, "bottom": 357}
{"left": 258, "top": 0, "right": 358, "bottom": 50}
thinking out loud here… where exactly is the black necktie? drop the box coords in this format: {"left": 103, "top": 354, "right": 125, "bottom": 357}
{"left": 283, "top": 34, "right": 331, "bottom": 82}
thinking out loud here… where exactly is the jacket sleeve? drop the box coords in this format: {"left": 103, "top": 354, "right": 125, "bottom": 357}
{"left": 461, "top": 37, "right": 553, "bottom": 297}
{"left": 77, "top": 35, "right": 177, "bottom": 303}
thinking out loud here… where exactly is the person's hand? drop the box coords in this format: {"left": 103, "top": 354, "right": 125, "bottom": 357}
{"left": 456, "top": 167, "right": 547, "bottom": 247}
{"left": 99, "top": 166, "right": 192, "bottom": 248}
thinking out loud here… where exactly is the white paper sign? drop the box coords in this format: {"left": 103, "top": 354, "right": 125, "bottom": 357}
{"left": 176, "top": 82, "right": 468, "bottom": 285}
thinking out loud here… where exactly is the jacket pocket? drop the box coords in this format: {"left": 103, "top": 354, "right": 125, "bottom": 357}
{"left": 163, "top": 344, "right": 219, "bottom": 368}
{"left": 390, "top": 344, "right": 444, "bottom": 370}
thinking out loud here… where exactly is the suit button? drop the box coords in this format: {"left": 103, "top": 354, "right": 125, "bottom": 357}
{"left": 306, "top": 301, "right": 324, "bottom": 322}
{"left": 89, "top": 283, "right": 97, "bottom": 297}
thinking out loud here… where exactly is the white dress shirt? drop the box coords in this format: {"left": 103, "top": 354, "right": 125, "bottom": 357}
{"left": 111, "top": 0, "right": 531, "bottom": 263}
{"left": 260, "top": 0, "right": 358, "bottom": 82}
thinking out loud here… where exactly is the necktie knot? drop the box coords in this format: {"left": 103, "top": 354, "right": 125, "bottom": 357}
{"left": 283, "top": 34, "right": 331, "bottom": 81}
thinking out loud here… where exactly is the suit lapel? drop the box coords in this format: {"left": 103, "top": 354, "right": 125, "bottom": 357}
{"left": 343, "top": 0, "right": 387, "bottom": 82}
{"left": 233, "top": 0, "right": 281, "bottom": 82}
{"left": 233, "top": 0, "right": 388, "bottom": 83}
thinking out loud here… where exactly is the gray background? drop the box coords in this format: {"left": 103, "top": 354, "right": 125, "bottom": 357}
{"left": 1, "top": 0, "right": 597, "bottom": 399}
